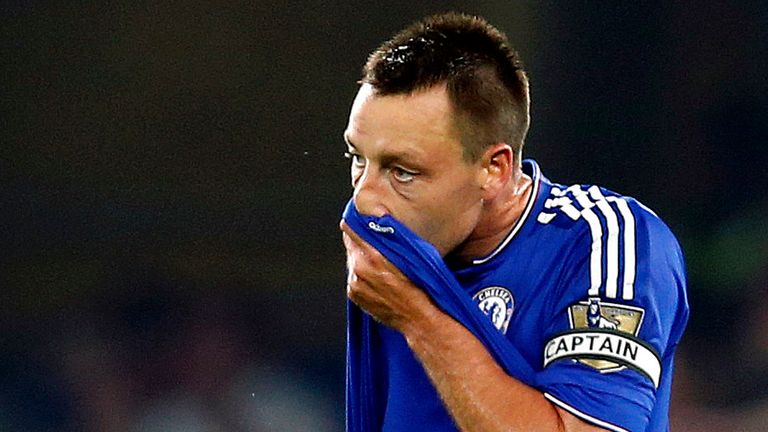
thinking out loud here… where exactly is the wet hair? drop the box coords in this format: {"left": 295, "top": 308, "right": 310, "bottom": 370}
{"left": 362, "top": 12, "right": 530, "bottom": 163}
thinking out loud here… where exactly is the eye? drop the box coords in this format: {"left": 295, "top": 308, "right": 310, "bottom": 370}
{"left": 344, "top": 151, "right": 366, "bottom": 168}
{"left": 391, "top": 167, "right": 416, "bottom": 183}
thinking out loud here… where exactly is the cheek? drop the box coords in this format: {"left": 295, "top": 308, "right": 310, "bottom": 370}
{"left": 441, "top": 194, "right": 483, "bottom": 232}
{"left": 445, "top": 177, "right": 484, "bottom": 224}
{"left": 416, "top": 182, "right": 483, "bottom": 246}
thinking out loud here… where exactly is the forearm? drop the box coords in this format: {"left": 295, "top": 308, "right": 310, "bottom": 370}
{"left": 401, "top": 303, "right": 565, "bottom": 432}
{"left": 341, "top": 221, "right": 604, "bottom": 431}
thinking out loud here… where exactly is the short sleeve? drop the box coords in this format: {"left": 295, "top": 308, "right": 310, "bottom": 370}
{"left": 535, "top": 192, "right": 688, "bottom": 432}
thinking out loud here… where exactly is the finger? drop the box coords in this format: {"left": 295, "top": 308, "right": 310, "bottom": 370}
{"left": 340, "top": 220, "right": 398, "bottom": 274}
{"left": 340, "top": 220, "right": 371, "bottom": 248}
{"left": 340, "top": 222, "right": 367, "bottom": 255}
{"left": 342, "top": 231, "right": 356, "bottom": 251}
{"left": 347, "top": 278, "right": 375, "bottom": 305}
{"left": 347, "top": 269, "right": 358, "bottom": 284}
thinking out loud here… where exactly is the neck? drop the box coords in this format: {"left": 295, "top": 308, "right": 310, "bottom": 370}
{"left": 449, "top": 168, "right": 533, "bottom": 264}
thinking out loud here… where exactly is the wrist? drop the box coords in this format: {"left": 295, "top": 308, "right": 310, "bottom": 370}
{"left": 400, "top": 297, "right": 447, "bottom": 348}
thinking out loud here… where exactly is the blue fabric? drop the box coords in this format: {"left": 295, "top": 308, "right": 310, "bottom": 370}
{"left": 343, "top": 199, "right": 537, "bottom": 432}
{"left": 343, "top": 159, "right": 689, "bottom": 432}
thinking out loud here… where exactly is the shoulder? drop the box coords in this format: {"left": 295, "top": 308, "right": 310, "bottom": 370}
{"left": 534, "top": 183, "right": 689, "bottom": 363}
{"left": 535, "top": 182, "right": 678, "bottom": 249}
{"left": 533, "top": 182, "right": 685, "bottom": 301}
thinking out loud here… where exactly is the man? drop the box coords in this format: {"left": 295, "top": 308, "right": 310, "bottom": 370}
{"left": 340, "top": 12, "right": 688, "bottom": 432}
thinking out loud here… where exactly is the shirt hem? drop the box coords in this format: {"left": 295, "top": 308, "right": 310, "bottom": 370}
{"left": 544, "top": 392, "right": 630, "bottom": 432}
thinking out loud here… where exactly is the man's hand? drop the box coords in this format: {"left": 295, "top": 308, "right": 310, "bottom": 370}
{"left": 340, "top": 220, "right": 436, "bottom": 333}
{"left": 340, "top": 222, "right": 608, "bottom": 432}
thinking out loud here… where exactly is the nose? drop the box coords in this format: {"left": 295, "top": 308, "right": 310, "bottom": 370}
{"left": 353, "top": 165, "right": 389, "bottom": 217}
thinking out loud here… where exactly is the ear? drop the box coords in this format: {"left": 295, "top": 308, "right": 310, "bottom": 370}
{"left": 478, "top": 143, "right": 514, "bottom": 200}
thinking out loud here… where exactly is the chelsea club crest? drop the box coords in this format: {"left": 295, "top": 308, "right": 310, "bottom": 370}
{"left": 472, "top": 286, "right": 514, "bottom": 334}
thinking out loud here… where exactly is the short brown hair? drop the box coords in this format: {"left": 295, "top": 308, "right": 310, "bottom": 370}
{"left": 362, "top": 12, "right": 530, "bottom": 162}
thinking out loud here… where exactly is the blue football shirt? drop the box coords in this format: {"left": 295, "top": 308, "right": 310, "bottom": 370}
{"left": 369, "top": 159, "right": 689, "bottom": 432}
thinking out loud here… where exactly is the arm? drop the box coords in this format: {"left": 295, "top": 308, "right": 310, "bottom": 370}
{"left": 342, "top": 222, "right": 606, "bottom": 432}
{"left": 404, "top": 294, "right": 603, "bottom": 432}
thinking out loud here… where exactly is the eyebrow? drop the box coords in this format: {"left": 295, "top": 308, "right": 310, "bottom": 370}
{"left": 343, "top": 135, "right": 424, "bottom": 170}
{"left": 380, "top": 151, "right": 421, "bottom": 169}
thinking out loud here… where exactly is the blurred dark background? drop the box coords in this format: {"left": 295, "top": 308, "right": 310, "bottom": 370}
{"left": 1, "top": 1, "right": 766, "bottom": 431}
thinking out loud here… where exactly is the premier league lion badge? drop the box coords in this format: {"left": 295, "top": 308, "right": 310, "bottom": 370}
{"left": 473, "top": 286, "right": 514, "bottom": 334}
{"left": 565, "top": 298, "right": 646, "bottom": 373}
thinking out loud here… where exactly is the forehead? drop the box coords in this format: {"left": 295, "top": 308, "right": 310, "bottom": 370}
{"left": 344, "top": 84, "right": 461, "bottom": 157}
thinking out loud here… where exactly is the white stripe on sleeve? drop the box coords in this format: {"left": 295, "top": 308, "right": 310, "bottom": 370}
{"left": 608, "top": 197, "right": 636, "bottom": 300}
{"left": 588, "top": 186, "right": 620, "bottom": 299}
